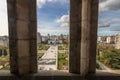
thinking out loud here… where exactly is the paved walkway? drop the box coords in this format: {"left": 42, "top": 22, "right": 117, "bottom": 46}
{"left": 98, "top": 61, "right": 112, "bottom": 72}
{"left": 97, "top": 61, "right": 120, "bottom": 74}
{"left": 38, "top": 45, "right": 58, "bottom": 70}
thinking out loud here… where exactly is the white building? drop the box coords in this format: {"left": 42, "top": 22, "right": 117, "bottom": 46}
{"left": 115, "top": 34, "right": 120, "bottom": 49}
{"left": 106, "top": 37, "right": 111, "bottom": 43}
{"left": 50, "top": 35, "right": 59, "bottom": 41}
{"left": 0, "top": 36, "right": 9, "bottom": 47}
{"left": 42, "top": 36, "right": 47, "bottom": 42}
{"left": 97, "top": 37, "right": 102, "bottom": 43}
{"left": 48, "top": 39, "right": 63, "bottom": 44}
{"left": 37, "top": 32, "right": 42, "bottom": 45}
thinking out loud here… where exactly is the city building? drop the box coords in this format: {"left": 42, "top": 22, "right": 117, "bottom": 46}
{"left": 47, "top": 34, "right": 50, "bottom": 40}
{"left": 41, "top": 36, "right": 48, "bottom": 43}
{"left": 37, "top": 32, "right": 42, "bottom": 46}
{"left": 106, "top": 36, "right": 116, "bottom": 44}
{"left": 41, "top": 34, "right": 67, "bottom": 44}
{"left": 5, "top": 0, "right": 120, "bottom": 80}
{"left": 0, "top": 36, "right": 9, "bottom": 47}
{"left": 97, "top": 36, "right": 116, "bottom": 44}
{"left": 115, "top": 34, "right": 120, "bottom": 49}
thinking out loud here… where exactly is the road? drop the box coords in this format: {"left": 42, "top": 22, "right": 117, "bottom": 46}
{"left": 97, "top": 61, "right": 114, "bottom": 72}
{"left": 98, "top": 61, "right": 120, "bottom": 74}
{"left": 38, "top": 45, "right": 58, "bottom": 70}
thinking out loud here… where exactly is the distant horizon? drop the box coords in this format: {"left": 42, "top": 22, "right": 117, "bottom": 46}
{"left": 1, "top": 32, "right": 120, "bottom": 37}
{"left": 0, "top": 32, "right": 69, "bottom": 36}
{"left": 0, "top": 0, "right": 120, "bottom": 37}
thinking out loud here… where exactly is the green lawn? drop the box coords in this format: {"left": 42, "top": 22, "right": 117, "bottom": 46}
{"left": 58, "top": 46, "right": 64, "bottom": 50}
{"left": 58, "top": 45, "right": 68, "bottom": 50}
{"left": 0, "top": 45, "right": 9, "bottom": 70}
{"left": 58, "top": 53, "right": 68, "bottom": 70}
{"left": 1, "top": 65, "right": 10, "bottom": 70}
{"left": 96, "top": 62, "right": 101, "bottom": 69}
{"left": 97, "top": 45, "right": 120, "bottom": 69}
{"left": 0, "top": 55, "right": 9, "bottom": 70}
{"left": 0, "top": 45, "right": 8, "bottom": 49}
{"left": 38, "top": 45, "right": 50, "bottom": 50}
{"left": 37, "top": 53, "right": 44, "bottom": 60}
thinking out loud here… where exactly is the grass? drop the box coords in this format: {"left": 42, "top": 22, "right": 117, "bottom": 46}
{"left": 0, "top": 45, "right": 8, "bottom": 49}
{"left": 38, "top": 45, "right": 50, "bottom": 50}
{"left": 2, "top": 65, "right": 10, "bottom": 70}
{"left": 0, "top": 55, "right": 9, "bottom": 70}
{"left": 0, "top": 46, "right": 9, "bottom": 70}
{"left": 58, "top": 46, "right": 64, "bottom": 50}
{"left": 58, "top": 53, "right": 68, "bottom": 70}
{"left": 58, "top": 45, "right": 68, "bottom": 50}
{"left": 1, "top": 64, "right": 10, "bottom": 70}
{"left": 58, "top": 52, "right": 101, "bottom": 70}
{"left": 37, "top": 53, "right": 44, "bottom": 60}
{"left": 96, "top": 62, "right": 100, "bottom": 69}
{"left": 97, "top": 45, "right": 120, "bottom": 69}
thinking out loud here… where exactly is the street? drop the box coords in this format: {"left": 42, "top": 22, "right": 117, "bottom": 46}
{"left": 38, "top": 45, "right": 58, "bottom": 70}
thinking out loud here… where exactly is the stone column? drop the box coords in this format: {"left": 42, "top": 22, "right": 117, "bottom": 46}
{"left": 88, "top": 0, "right": 99, "bottom": 74}
{"left": 69, "top": 0, "right": 82, "bottom": 74}
{"left": 7, "top": 0, "right": 37, "bottom": 75}
{"left": 81, "top": 0, "right": 98, "bottom": 76}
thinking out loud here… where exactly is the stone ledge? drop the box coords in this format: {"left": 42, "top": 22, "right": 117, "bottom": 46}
{"left": 0, "top": 70, "right": 120, "bottom": 80}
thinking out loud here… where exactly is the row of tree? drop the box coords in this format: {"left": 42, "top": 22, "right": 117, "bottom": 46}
{"left": 0, "top": 49, "right": 8, "bottom": 56}
{"left": 97, "top": 45, "right": 120, "bottom": 69}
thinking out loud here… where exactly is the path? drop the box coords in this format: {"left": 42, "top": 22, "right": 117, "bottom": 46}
{"left": 38, "top": 45, "right": 58, "bottom": 70}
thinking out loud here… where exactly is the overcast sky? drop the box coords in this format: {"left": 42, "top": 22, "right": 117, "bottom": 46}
{"left": 0, "top": 0, "right": 120, "bottom": 36}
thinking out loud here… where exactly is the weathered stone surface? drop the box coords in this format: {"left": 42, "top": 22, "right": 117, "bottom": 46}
{"left": 28, "top": 0, "right": 37, "bottom": 21}
{"left": 0, "top": 71, "right": 120, "bottom": 80}
{"left": 81, "top": 0, "right": 92, "bottom": 76}
{"left": 7, "top": 0, "right": 98, "bottom": 77}
{"left": 16, "top": 20, "right": 29, "bottom": 39}
{"left": 7, "top": 0, "right": 37, "bottom": 75}
{"left": 29, "top": 40, "right": 37, "bottom": 73}
{"left": 69, "top": 39, "right": 80, "bottom": 73}
{"left": 29, "top": 56, "right": 37, "bottom": 73}
{"left": 18, "top": 57, "right": 30, "bottom": 74}
{"left": 69, "top": 0, "right": 82, "bottom": 74}
{"left": 17, "top": 40, "right": 29, "bottom": 57}
{"left": 88, "top": 0, "right": 99, "bottom": 74}
{"left": 16, "top": 1, "right": 29, "bottom": 21}
{"left": 9, "top": 39, "right": 18, "bottom": 74}
{"left": 7, "top": 1, "right": 17, "bottom": 40}
{"left": 29, "top": 21, "right": 37, "bottom": 39}
{"left": 81, "top": 0, "right": 98, "bottom": 76}
{"left": 70, "top": 23, "right": 81, "bottom": 40}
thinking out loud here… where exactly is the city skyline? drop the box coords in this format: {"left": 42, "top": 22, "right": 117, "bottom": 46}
{"left": 0, "top": 0, "right": 120, "bottom": 36}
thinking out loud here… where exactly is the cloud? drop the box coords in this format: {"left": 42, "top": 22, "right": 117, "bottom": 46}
{"left": 98, "top": 30, "right": 120, "bottom": 36}
{"left": 99, "top": 0, "right": 120, "bottom": 11}
{"left": 99, "top": 0, "right": 107, "bottom": 3}
{"left": 37, "top": 0, "right": 57, "bottom": 8}
{"left": 37, "top": 0, "right": 68, "bottom": 8}
{"left": 110, "top": 27, "right": 120, "bottom": 31}
{"left": 38, "top": 28, "right": 69, "bottom": 35}
{"left": 98, "top": 21, "right": 111, "bottom": 28}
{"left": 111, "top": 18, "right": 120, "bottom": 24}
{"left": 98, "top": 18, "right": 120, "bottom": 28}
{"left": 56, "top": 15, "right": 69, "bottom": 23}
{"left": 56, "top": 14, "right": 69, "bottom": 29}
{"left": 0, "top": 0, "right": 8, "bottom": 36}
{"left": 38, "top": 19, "right": 69, "bottom": 35}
